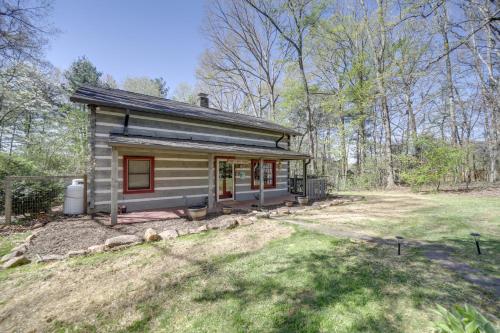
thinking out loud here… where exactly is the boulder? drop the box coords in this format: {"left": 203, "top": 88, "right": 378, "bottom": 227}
{"left": 144, "top": 228, "right": 160, "bottom": 242}
{"left": 255, "top": 212, "right": 270, "bottom": 219}
{"left": 104, "top": 235, "right": 142, "bottom": 249}
{"left": 207, "top": 222, "right": 221, "bottom": 230}
{"left": 32, "top": 222, "right": 44, "bottom": 229}
{"left": 320, "top": 204, "right": 329, "bottom": 209}
{"left": 88, "top": 244, "right": 105, "bottom": 253}
{"left": 11, "top": 244, "right": 27, "bottom": 254}
{"left": 159, "top": 229, "right": 178, "bottom": 240}
{"left": 37, "top": 254, "right": 64, "bottom": 262}
{"left": 2, "top": 255, "right": 30, "bottom": 269}
{"left": 177, "top": 228, "right": 190, "bottom": 236}
{"left": 238, "top": 216, "right": 257, "bottom": 226}
{"left": 25, "top": 234, "right": 36, "bottom": 243}
{"left": 220, "top": 218, "right": 238, "bottom": 230}
{"left": 189, "top": 225, "right": 208, "bottom": 234}
{"left": 1, "top": 250, "right": 24, "bottom": 264}
{"left": 66, "top": 249, "right": 88, "bottom": 258}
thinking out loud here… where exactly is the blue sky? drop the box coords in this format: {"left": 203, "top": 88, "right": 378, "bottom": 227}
{"left": 46, "top": 0, "right": 207, "bottom": 92}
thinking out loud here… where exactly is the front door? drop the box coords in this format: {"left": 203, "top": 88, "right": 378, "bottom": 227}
{"left": 217, "top": 159, "right": 234, "bottom": 201}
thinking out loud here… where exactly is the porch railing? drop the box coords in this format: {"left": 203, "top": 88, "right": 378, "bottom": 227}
{"left": 289, "top": 176, "right": 327, "bottom": 200}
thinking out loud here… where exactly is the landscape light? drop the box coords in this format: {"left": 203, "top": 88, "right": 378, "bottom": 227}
{"left": 396, "top": 236, "right": 404, "bottom": 255}
{"left": 470, "top": 233, "right": 481, "bottom": 255}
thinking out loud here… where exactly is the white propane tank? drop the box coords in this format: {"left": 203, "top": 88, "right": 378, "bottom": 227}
{"left": 63, "top": 179, "right": 84, "bottom": 215}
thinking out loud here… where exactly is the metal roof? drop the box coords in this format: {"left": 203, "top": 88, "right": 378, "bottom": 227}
{"left": 70, "top": 85, "right": 301, "bottom": 136}
{"left": 108, "top": 134, "right": 310, "bottom": 160}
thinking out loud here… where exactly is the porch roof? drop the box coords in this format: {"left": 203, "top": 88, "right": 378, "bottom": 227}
{"left": 108, "top": 134, "right": 310, "bottom": 160}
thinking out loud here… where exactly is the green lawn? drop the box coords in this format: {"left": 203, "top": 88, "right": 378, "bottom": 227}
{"left": 0, "top": 191, "right": 498, "bottom": 332}
{"left": 287, "top": 191, "right": 500, "bottom": 278}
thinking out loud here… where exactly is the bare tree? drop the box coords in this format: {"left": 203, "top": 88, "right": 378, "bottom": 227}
{"left": 244, "top": 0, "right": 324, "bottom": 172}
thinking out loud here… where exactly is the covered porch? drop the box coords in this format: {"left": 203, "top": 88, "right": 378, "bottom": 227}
{"left": 105, "top": 134, "right": 311, "bottom": 224}
{"left": 110, "top": 193, "right": 298, "bottom": 224}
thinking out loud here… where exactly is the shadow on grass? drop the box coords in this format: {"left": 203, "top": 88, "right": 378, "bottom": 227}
{"left": 51, "top": 231, "right": 499, "bottom": 333}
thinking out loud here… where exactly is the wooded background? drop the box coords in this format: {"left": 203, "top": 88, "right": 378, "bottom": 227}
{"left": 0, "top": 0, "right": 498, "bottom": 191}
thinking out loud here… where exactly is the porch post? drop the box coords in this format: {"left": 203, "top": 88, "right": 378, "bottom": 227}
{"left": 259, "top": 157, "right": 264, "bottom": 207}
{"left": 208, "top": 154, "right": 215, "bottom": 211}
{"left": 303, "top": 159, "right": 307, "bottom": 196}
{"left": 110, "top": 148, "right": 118, "bottom": 225}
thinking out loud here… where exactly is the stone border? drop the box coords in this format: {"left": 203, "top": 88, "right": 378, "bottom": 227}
{"left": 1, "top": 196, "right": 361, "bottom": 269}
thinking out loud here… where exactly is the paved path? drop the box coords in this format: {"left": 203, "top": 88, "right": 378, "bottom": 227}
{"left": 277, "top": 218, "right": 500, "bottom": 298}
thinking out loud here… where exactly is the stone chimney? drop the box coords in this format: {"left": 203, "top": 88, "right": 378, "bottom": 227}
{"left": 198, "top": 93, "right": 209, "bottom": 108}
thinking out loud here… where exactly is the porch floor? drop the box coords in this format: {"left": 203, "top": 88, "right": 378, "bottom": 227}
{"left": 215, "top": 194, "right": 297, "bottom": 210}
{"left": 113, "top": 194, "right": 297, "bottom": 224}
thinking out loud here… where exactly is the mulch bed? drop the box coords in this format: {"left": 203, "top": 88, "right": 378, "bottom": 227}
{"left": 23, "top": 212, "right": 250, "bottom": 258}
{"left": 13, "top": 195, "right": 353, "bottom": 259}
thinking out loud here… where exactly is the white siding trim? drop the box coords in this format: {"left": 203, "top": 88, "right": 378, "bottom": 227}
{"left": 95, "top": 185, "right": 208, "bottom": 194}
{"left": 96, "top": 109, "right": 282, "bottom": 139}
{"left": 96, "top": 156, "right": 208, "bottom": 162}
{"left": 156, "top": 157, "right": 207, "bottom": 162}
{"left": 155, "top": 167, "right": 207, "bottom": 171}
{"left": 95, "top": 176, "right": 209, "bottom": 182}
{"left": 95, "top": 193, "right": 207, "bottom": 205}
{"left": 238, "top": 188, "right": 287, "bottom": 194}
{"left": 96, "top": 122, "right": 275, "bottom": 145}
{"left": 235, "top": 181, "right": 287, "bottom": 187}
{"left": 95, "top": 178, "right": 113, "bottom": 182}
{"left": 96, "top": 144, "right": 110, "bottom": 148}
{"left": 156, "top": 176, "right": 208, "bottom": 180}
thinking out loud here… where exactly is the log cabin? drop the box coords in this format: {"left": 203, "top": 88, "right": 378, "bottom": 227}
{"left": 70, "top": 85, "right": 310, "bottom": 224}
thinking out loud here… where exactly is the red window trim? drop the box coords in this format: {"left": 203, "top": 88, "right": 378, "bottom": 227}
{"left": 123, "top": 156, "right": 155, "bottom": 194}
{"left": 251, "top": 160, "right": 276, "bottom": 190}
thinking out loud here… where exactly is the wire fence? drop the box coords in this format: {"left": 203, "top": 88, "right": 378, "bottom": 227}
{"left": 1, "top": 175, "right": 86, "bottom": 225}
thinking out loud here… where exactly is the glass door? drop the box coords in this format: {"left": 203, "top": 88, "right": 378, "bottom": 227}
{"left": 217, "top": 159, "right": 234, "bottom": 201}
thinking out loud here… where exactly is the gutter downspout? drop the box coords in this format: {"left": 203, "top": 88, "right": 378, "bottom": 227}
{"left": 123, "top": 109, "right": 130, "bottom": 135}
{"left": 275, "top": 133, "right": 285, "bottom": 148}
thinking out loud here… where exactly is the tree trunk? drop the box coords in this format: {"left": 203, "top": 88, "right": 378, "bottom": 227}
{"left": 297, "top": 53, "right": 317, "bottom": 174}
{"left": 440, "top": 2, "right": 459, "bottom": 145}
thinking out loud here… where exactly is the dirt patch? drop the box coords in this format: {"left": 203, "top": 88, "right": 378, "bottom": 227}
{"left": 0, "top": 220, "right": 294, "bottom": 332}
{"left": 24, "top": 212, "right": 255, "bottom": 258}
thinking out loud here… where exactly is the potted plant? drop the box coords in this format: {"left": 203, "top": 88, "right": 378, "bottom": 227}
{"left": 222, "top": 206, "right": 233, "bottom": 215}
{"left": 187, "top": 205, "right": 207, "bottom": 220}
{"left": 296, "top": 196, "right": 309, "bottom": 206}
{"left": 284, "top": 200, "right": 294, "bottom": 207}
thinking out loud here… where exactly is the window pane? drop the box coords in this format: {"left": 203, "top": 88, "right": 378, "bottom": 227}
{"left": 129, "top": 160, "right": 150, "bottom": 174}
{"left": 252, "top": 161, "right": 275, "bottom": 188}
{"left": 128, "top": 159, "right": 150, "bottom": 190}
{"left": 129, "top": 174, "right": 150, "bottom": 189}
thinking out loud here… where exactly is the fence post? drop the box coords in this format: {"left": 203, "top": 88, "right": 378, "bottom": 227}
{"left": 83, "top": 174, "right": 88, "bottom": 214}
{"left": 4, "top": 177, "right": 12, "bottom": 224}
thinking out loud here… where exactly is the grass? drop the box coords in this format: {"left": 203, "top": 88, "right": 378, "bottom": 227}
{"left": 288, "top": 192, "right": 500, "bottom": 278}
{"left": 51, "top": 231, "right": 496, "bottom": 333}
{"left": 0, "top": 231, "right": 30, "bottom": 257}
{"left": 0, "top": 191, "right": 498, "bottom": 332}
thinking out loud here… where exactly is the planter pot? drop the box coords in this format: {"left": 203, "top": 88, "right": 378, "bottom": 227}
{"left": 222, "top": 207, "right": 233, "bottom": 215}
{"left": 297, "top": 196, "right": 309, "bottom": 206}
{"left": 284, "top": 200, "right": 294, "bottom": 207}
{"left": 187, "top": 205, "right": 207, "bottom": 221}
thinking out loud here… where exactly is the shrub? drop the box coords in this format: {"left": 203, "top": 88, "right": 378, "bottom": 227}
{"left": 0, "top": 153, "right": 64, "bottom": 216}
{"left": 398, "top": 137, "right": 464, "bottom": 191}
{"left": 9, "top": 180, "right": 64, "bottom": 215}
{"left": 433, "top": 304, "right": 498, "bottom": 333}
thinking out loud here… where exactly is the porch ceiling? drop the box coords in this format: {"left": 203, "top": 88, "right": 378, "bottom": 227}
{"left": 108, "top": 134, "right": 310, "bottom": 160}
